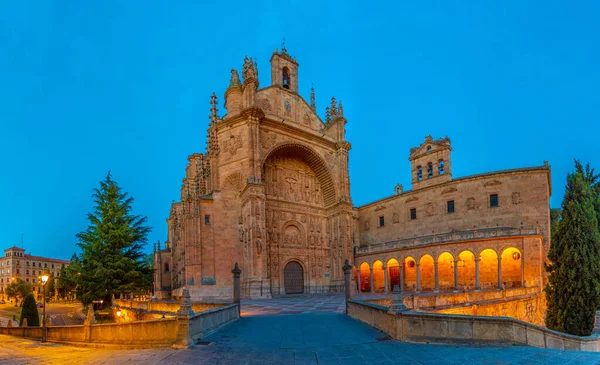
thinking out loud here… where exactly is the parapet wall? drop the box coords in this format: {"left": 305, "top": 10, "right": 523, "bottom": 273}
{"left": 347, "top": 300, "right": 599, "bottom": 352}
{"left": 113, "top": 299, "right": 227, "bottom": 314}
{"left": 0, "top": 303, "right": 240, "bottom": 348}
{"left": 364, "top": 287, "right": 546, "bottom": 326}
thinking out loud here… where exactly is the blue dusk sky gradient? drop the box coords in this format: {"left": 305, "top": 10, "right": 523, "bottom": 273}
{"left": 1, "top": 1, "right": 599, "bottom": 260}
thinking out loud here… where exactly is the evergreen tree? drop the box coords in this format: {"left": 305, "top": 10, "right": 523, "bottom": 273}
{"left": 75, "top": 172, "right": 152, "bottom": 307}
{"left": 19, "top": 294, "right": 40, "bottom": 327}
{"left": 57, "top": 253, "right": 80, "bottom": 301}
{"left": 545, "top": 162, "right": 600, "bottom": 335}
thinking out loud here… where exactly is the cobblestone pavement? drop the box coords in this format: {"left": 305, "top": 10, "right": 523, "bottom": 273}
{"left": 1, "top": 295, "right": 600, "bottom": 364}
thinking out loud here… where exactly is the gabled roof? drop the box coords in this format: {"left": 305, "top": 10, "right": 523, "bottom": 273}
{"left": 3, "top": 246, "right": 25, "bottom": 252}
{"left": 409, "top": 136, "right": 451, "bottom": 160}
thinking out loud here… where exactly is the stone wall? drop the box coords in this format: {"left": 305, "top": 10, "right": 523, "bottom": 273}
{"left": 347, "top": 300, "right": 599, "bottom": 352}
{"left": 357, "top": 168, "right": 551, "bottom": 248}
{"left": 0, "top": 303, "right": 240, "bottom": 348}
{"left": 113, "top": 299, "right": 227, "bottom": 314}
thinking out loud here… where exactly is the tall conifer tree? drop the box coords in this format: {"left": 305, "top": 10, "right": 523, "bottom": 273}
{"left": 545, "top": 162, "right": 600, "bottom": 335}
{"left": 76, "top": 172, "right": 152, "bottom": 306}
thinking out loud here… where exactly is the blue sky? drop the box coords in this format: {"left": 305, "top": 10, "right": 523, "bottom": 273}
{"left": 1, "top": 1, "right": 598, "bottom": 260}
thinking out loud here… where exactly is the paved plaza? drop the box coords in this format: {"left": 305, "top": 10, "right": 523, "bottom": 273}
{"left": 1, "top": 295, "right": 600, "bottom": 364}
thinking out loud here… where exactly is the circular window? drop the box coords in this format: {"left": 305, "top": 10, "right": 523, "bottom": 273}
{"left": 512, "top": 252, "right": 521, "bottom": 260}
{"left": 407, "top": 260, "right": 416, "bottom": 268}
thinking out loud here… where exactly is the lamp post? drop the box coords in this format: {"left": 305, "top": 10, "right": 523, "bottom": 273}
{"left": 41, "top": 271, "right": 49, "bottom": 343}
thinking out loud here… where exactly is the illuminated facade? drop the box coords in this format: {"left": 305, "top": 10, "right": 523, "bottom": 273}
{"left": 154, "top": 49, "right": 551, "bottom": 304}
{"left": 0, "top": 246, "right": 69, "bottom": 300}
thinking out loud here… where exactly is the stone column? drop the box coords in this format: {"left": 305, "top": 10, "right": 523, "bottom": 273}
{"left": 383, "top": 264, "right": 389, "bottom": 294}
{"left": 369, "top": 268, "right": 374, "bottom": 293}
{"left": 520, "top": 252, "right": 525, "bottom": 287}
{"left": 433, "top": 261, "right": 439, "bottom": 293}
{"left": 232, "top": 262, "right": 241, "bottom": 314}
{"left": 475, "top": 257, "right": 481, "bottom": 291}
{"left": 399, "top": 265, "right": 404, "bottom": 293}
{"left": 497, "top": 257, "right": 503, "bottom": 290}
{"left": 416, "top": 263, "right": 421, "bottom": 293}
{"left": 357, "top": 268, "right": 361, "bottom": 293}
{"left": 175, "top": 288, "right": 194, "bottom": 348}
{"left": 453, "top": 260, "right": 459, "bottom": 292}
{"left": 342, "top": 259, "right": 353, "bottom": 314}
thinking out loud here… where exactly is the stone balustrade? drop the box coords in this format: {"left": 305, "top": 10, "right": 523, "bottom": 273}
{"left": 347, "top": 299, "right": 600, "bottom": 352}
{"left": 356, "top": 227, "right": 539, "bottom": 255}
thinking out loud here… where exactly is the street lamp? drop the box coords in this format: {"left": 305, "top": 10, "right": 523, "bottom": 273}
{"left": 41, "top": 271, "right": 49, "bottom": 343}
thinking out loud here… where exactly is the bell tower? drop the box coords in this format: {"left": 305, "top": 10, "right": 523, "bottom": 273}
{"left": 270, "top": 45, "right": 299, "bottom": 93}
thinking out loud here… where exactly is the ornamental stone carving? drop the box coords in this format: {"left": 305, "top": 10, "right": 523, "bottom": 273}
{"left": 260, "top": 98, "right": 272, "bottom": 112}
{"left": 425, "top": 203, "right": 434, "bottom": 217}
{"left": 512, "top": 192, "right": 522, "bottom": 205}
{"left": 467, "top": 197, "right": 476, "bottom": 210}
{"left": 393, "top": 212, "right": 400, "bottom": 224}
{"left": 364, "top": 219, "right": 371, "bottom": 231}
{"left": 223, "top": 134, "right": 243, "bottom": 156}
{"left": 261, "top": 131, "right": 277, "bottom": 149}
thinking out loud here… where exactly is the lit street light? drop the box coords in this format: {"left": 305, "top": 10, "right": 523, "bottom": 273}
{"left": 41, "top": 271, "right": 49, "bottom": 343}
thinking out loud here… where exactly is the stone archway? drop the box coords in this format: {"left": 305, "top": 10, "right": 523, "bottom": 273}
{"left": 284, "top": 261, "right": 304, "bottom": 294}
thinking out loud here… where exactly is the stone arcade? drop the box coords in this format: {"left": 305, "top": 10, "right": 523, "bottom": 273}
{"left": 154, "top": 48, "right": 551, "bottom": 303}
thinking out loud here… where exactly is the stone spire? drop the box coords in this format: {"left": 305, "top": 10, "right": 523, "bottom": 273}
{"left": 210, "top": 92, "right": 218, "bottom": 120}
{"left": 208, "top": 93, "right": 220, "bottom": 156}
{"left": 325, "top": 106, "right": 331, "bottom": 123}
{"left": 310, "top": 85, "right": 316, "bottom": 111}
{"left": 242, "top": 56, "right": 258, "bottom": 80}
{"left": 330, "top": 97, "right": 337, "bottom": 117}
{"left": 229, "top": 69, "right": 242, "bottom": 88}
{"left": 338, "top": 100, "right": 344, "bottom": 117}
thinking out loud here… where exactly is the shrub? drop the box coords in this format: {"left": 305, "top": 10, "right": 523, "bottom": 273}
{"left": 19, "top": 294, "right": 40, "bottom": 327}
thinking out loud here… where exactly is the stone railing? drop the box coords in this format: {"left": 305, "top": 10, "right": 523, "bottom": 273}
{"left": 357, "top": 227, "right": 540, "bottom": 255}
{"left": 0, "top": 303, "right": 239, "bottom": 348}
{"left": 347, "top": 300, "right": 599, "bottom": 352}
{"left": 113, "top": 299, "right": 227, "bottom": 314}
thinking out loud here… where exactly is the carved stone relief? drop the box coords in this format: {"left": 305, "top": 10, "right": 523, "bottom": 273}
{"left": 260, "top": 98, "right": 272, "bottom": 113}
{"left": 425, "top": 203, "right": 434, "bottom": 217}
{"left": 467, "top": 197, "right": 476, "bottom": 210}
{"left": 484, "top": 180, "right": 502, "bottom": 187}
{"left": 283, "top": 225, "right": 303, "bottom": 246}
{"left": 260, "top": 131, "right": 277, "bottom": 150}
{"left": 364, "top": 219, "right": 371, "bottom": 231}
{"left": 442, "top": 187, "right": 457, "bottom": 194}
{"left": 283, "top": 100, "right": 292, "bottom": 117}
{"left": 264, "top": 155, "right": 323, "bottom": 205}
{"left": 392, "top": 212, "right": 400, "bottom": 224}
{"left": 303, "top": 112, "right": 311, "bottom": 126}
{"left": 375, "top": 205, "right": 386, "bottom": 212}
{"left": 512, "top": 192, "right": 522, "bottom": 205}
{"left": 406, "top": 196, "right": 419, "bottom": 203}
{"left": 223, "top": 135, "right": 243, "bottom": 156}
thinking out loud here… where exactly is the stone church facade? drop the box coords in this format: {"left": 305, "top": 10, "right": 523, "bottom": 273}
{"left": 154, "top": 49, "right": 551, "bottom": 302}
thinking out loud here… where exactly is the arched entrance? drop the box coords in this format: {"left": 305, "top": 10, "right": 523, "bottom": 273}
{"left": 284, "top": 261, "right": 304, "bottom": 294}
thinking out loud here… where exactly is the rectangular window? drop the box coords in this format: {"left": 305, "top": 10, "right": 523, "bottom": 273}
{"left": 447, "top": 200, "right": 455, "bottom": 213}
{"left": 165, "top": 263, "right": 170, "bottom": 272}
{"left": 490, "top": 194, "right": 499, "bottom": 207}
{"left": 410, "top": 208, "right": 417, "bottom": 220}
{"left": 204, "top": 215, "right": 210, "bottom": 225}
{"left": 379, "top": 216, "right": 385, "bottom": 227}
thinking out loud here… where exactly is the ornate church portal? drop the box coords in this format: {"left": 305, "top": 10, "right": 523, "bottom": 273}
{"left": 264, "top": 149, "right": 332, "bottom": 295}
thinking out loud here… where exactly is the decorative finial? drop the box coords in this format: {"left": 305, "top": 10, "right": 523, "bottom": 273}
{"left": 157, "top": 240, "right": 161, "bottom": 251}
{"left": 330, "top": 97, "right": 337, "bottom": 117}
{"left": 210, "top": 92, "right": 218, "bottom": 120}
{"left": 325, "top": 106, "right": 331, "bottom": 122}
{"left": 281, "top": 37, "right": 287, "bottom": 53}
{"left": 338, "top": 100, "right": 343, "bottom": 116}
{"left": 229, "top": 69, "right": 241, "bottom": 88}
{"left": 310, "top": 84, "right": 316, "bottom": 111}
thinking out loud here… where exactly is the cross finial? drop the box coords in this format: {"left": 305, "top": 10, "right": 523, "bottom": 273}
{"left": 281, "top": 37, "right": 287, "bottom": 53}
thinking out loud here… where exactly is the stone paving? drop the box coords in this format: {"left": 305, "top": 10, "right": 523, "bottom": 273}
{"left": 1, "top": 295, "right": 600, "bottom": 364}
